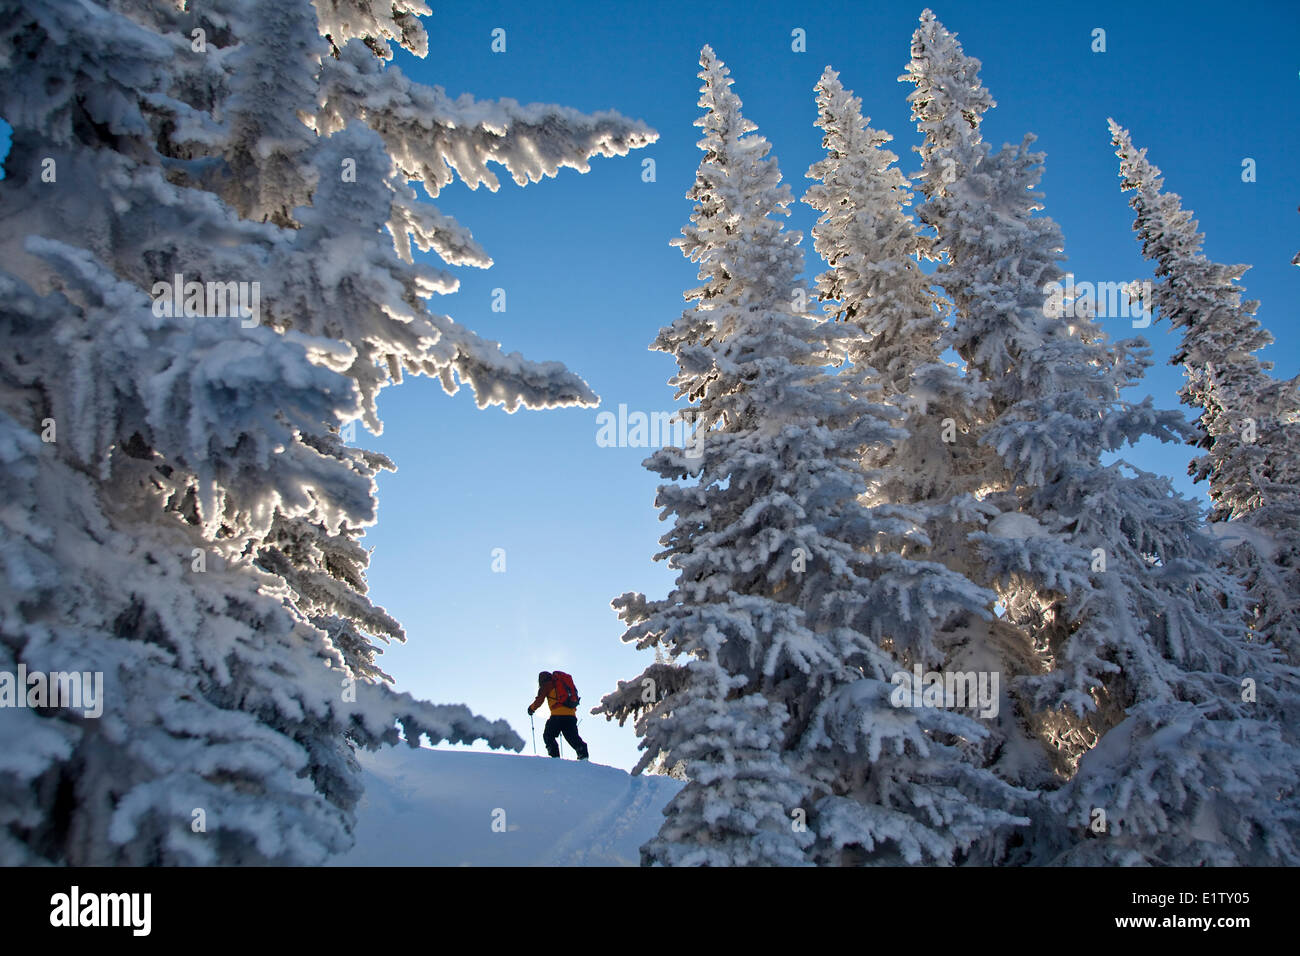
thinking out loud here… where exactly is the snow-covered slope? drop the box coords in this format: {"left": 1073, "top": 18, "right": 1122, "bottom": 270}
{"left": 328, "top": 747, "right": 682, "bottom": 866}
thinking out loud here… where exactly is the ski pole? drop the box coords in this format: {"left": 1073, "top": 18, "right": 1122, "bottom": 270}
{"left": 530, "top": 713, "right": 537, "bottom": 755}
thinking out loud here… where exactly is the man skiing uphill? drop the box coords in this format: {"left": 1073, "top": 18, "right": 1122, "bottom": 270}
{"left": 528, "top": 671, "right": 590, "bottom": 760}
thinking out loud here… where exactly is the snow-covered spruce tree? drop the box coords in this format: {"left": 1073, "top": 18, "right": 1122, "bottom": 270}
{"left": 805, "top": 66, "right": 976, "bottom": 530}
{"left": 1111, "top": 122, "right": 1300, "bottom": 664}
{"left": 594, "top": 48, "right": 1025, "bottom": 867}
{"left": 897, "top": 14, "right": 1070, "bottom": 814}
{"left": 904, "top": 11, "right": 1300, "bottom": 864}
{"left": 0, "top": 0, "right": 652, "bottom": 864}
{"left": 801, "top": 66, "right": 1045, "bottom": 863}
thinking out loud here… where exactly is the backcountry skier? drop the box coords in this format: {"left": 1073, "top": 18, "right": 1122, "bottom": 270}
{"left": 527, "top": 671, "right": 590, "bottom": 760}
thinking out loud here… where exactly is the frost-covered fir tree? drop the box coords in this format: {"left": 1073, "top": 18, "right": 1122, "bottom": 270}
{"left": 0, "top": 0, "right": 652, "bottom": 864}
{"left": 801, "top": 66, "right": 1047, "bottom": 863}
{"left": 1111, "top": 123, "right": 1300, "bottom": 664}
{"left": 904, "top": 11, "right": 1300, "bottom": 864}
{"left": 806, "top": 68, "right": 945, "bottom": 399}
{"left": 903, "top": 10, "right": 1081, "bottom": 690}
{"left": 804, "top": 66, "right": 976, "bottom": 535}
{"left": 595, "top": 48, "right": 1025, "bottom": 867}
{"left": 897, "top": 13, "right": 1070, "bottom": 807}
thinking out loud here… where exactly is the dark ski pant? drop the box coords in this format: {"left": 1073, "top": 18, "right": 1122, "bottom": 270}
{"left": 543, "top": 715, "right": 588, "bottom": 759}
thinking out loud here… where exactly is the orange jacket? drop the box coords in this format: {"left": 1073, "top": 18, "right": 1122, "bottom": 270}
{"left": 529, "top": 678, "right": 576, "bottom": 717}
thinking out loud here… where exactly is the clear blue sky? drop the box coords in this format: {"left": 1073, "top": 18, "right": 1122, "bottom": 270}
{"left": 5, "top": 2, "right": 1296, "bottom": 772}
